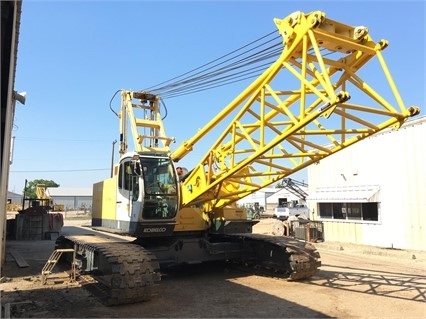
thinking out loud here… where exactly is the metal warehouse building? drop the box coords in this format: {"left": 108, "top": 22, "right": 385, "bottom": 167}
{"left": 7, "top": 191, "right": 22, "bottom": 205}
{"left": 307, "top": 116, "right": 425, "bottom": 251}
{"left": 47, "top": 188, "right": 93, "bottom": 212}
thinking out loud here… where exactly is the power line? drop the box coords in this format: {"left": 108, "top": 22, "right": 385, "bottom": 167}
{"left": 13, "top": 137, "right": 109, "bottom": 143}
{"left": 142, "top": 30, "right": 283, "bottom": 99}
{"left": 10, "top": 168, "right": 109, "bottom": 173}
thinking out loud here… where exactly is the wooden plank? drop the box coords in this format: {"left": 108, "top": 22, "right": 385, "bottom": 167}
{"left": 9, "top": 249, "right": 29, "bottom": 268}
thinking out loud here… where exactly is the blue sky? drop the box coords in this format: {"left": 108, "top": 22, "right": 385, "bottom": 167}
{"left": 9, "top": 0, "right": 425, "bottom": 194}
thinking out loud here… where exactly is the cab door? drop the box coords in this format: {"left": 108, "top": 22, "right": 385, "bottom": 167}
{"left": 116, "top": 158, "right": 142, "bottom": 229}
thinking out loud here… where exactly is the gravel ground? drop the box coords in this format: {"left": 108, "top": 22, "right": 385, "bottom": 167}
{"left": 1, "top": 218, "right": 425, "bottom": 318}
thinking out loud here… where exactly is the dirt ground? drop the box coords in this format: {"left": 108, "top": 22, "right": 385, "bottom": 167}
{"left": 1, "top": 218, "right": 425, "bottom": 318}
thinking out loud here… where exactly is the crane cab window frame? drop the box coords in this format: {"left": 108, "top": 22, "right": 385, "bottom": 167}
{"left": 118, "top": 160, "right": 139, "bottom": 200}
{"left": 141, "top": 157, "right": 177, "bottom": 195}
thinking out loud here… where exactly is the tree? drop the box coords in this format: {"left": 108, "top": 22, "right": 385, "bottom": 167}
{"left": 23, "top": 179, "right": 60, "bottom": 199}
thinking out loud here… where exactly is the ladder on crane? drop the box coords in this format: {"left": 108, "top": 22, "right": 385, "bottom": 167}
{"left": 119, "top": 91, "right": 174, "bottom": 156}
{"left": 41, "top": 248, "right": 76, "bottom": 284}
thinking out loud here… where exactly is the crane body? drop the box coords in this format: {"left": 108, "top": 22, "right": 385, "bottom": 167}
{"left": 55, "top": 10, "right": 419, "bottom": 305}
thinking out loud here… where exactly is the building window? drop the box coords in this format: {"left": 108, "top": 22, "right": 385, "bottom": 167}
{"left": 318, "top": 202, "right": 378, "bottom": 221}
{"left": 320, "top": 203, "right": 333, "bottom": 218}
{"left": 362, "top": 202, "right": 379, "bottom": 221}
{"left": 347, "top": 203, "right": 362, "bottom": 220}
{"left": 333, "top": 203, "right": 344, "bottom": 219}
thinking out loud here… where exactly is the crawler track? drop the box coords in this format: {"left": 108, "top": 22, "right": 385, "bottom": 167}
{"left": 55, "top": 233, "right": 319, "bottom": 306}
{"left": 228, "top": 233, "right": 321, "bottom": 280}
{"left": 56, "top": 235, "right": 161, "bottom": 306}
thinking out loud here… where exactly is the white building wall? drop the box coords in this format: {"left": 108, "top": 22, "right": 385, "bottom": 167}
{"left": 238, "top": 191, "right": 267, "bottom": 208}
{"left": 308, "top": 116, "right": 426, "bottom": 251}
{"left": 266, "top": 188, "right": 308, "bottom": 207}
{"left": 238, "top": 187, "right": 309, "bottom": 214}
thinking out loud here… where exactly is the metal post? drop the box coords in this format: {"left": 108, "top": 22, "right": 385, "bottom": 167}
{"left": 111, "top": 140, "right": 117, "bottom": 177}
{"left": 22, "top": 179, "right": 27, "bottom": 209}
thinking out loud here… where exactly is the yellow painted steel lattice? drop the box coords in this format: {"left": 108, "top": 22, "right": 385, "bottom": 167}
{"left": 121, "top": 11, "right": 420, "bottom": 212}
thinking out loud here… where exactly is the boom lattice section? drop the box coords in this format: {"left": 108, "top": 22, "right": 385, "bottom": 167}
{"left": 119, "top": 11, "right": 419, "bottom": 212}
{"left": 170, "top": 10, "right": 419, "bottom": 210}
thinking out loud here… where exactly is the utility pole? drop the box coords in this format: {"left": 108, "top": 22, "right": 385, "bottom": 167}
{"left": 22, "top": 179, "right": 28, "bottom": 209}
{"left": 111, "top": 140, "right": 117, "bottom": 177}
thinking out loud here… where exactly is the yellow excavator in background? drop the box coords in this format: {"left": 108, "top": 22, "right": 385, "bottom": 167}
{"left": 34, "top": 184, "right": 64, "bottom": 212}
{"left": 54, "top": 10, "right": 419, "bottom": 305}
{"left": 17, "top": 184, "right": 53, "bottom": 214}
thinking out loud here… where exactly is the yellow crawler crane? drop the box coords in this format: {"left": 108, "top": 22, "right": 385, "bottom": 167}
{"left": 55, "top": 11, "right": 419, "bottom": 305}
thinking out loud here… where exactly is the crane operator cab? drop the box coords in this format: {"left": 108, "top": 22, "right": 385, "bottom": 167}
{"left": 112, "top": 152, "right": 180, "bottom": 237}
{"left": 131, "top": 153, "right": 179, "bottom": 218}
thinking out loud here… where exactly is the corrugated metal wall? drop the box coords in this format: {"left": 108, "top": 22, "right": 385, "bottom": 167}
{"left": 51, "top": 196, "right": 92, "bottom": 211}
{"left": 308, "top": 117, "right": 426, "bottom": 251}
